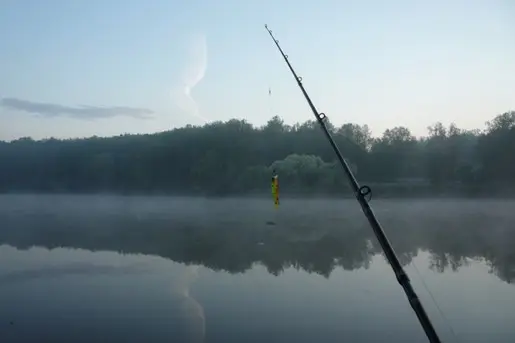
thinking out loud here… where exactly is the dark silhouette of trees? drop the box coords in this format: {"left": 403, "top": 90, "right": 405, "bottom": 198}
{"left": 1, "top": 111, "right": 514, "bottom": 197}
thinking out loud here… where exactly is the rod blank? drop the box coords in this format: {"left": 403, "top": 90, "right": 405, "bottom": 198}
{"left": 264, "top": 24, "right": 442, "bottom": 343}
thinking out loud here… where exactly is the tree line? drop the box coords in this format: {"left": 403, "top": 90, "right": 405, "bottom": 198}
{"left": 0, "top": 111, "right": 514, "bottom": 196}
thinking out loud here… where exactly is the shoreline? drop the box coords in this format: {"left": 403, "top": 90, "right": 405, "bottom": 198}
{"left": 2, "top": 190, "right": 515, "bottom": 200}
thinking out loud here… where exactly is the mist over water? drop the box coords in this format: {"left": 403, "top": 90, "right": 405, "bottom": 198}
{"left": 0, "top": 195, "right": 514, "bottom": 343}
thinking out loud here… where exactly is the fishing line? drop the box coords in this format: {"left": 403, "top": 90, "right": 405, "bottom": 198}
{"left": 409, "top": 259, "right": 461, "bottom": 343}
{"left": 264, "top": 24, "right": 442, "bottom": 343}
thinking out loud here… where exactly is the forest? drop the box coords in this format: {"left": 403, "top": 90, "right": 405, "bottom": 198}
{"left": 0, "top": 110, "right": 514, "bottom": 197}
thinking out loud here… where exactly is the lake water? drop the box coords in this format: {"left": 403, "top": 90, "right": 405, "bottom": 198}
{"left": 0, "top": 195, "right": 514, "bottom": 343}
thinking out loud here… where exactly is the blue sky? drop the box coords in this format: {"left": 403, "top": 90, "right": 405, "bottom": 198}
{"left": 0, "top": 0, "right": 513, "bottom": 140}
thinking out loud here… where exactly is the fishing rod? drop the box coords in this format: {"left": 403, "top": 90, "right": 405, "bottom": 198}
{"left": 264, "top": 24, "right": 442, "bottom": 343}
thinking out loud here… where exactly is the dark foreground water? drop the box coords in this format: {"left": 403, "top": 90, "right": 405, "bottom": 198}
{"left": 0, "top": 195, "right": 514, "bottom": 343}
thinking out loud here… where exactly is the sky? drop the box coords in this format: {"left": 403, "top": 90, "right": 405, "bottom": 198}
{"left": 0, "top": 0, "right": 513, "bottom": 140}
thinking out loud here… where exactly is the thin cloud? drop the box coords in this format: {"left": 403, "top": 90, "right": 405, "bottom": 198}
{"left": 171, "top": 32, "right": 210, "bottom": 124}
{"left": 0, "top": 97, "right": 154, "bottom": 119}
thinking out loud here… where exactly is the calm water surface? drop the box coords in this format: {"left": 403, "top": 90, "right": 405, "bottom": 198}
{"left": 0, "top": 195, "right": 514, "bottom": 343}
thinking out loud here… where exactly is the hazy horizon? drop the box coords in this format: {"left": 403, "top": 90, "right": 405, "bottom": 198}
{"left": 0, "top": 112, "right": 497, "bottom": 143}
{"left": 1, "top": 0, "right": 514, "bottom": 141}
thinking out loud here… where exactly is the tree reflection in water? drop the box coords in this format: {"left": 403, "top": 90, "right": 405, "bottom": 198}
{"left": 0, "top": 197, "right": 513, "bottom": 284}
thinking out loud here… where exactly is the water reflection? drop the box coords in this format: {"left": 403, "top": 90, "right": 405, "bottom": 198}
{"left": 1, "top": 196, "right": 515, "bottom": 342}
{"left": 0, "top": 245, "right": 206, "bottom": 343}
{"left": 0, "top": 196, "right": 513, "bottom": 284}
